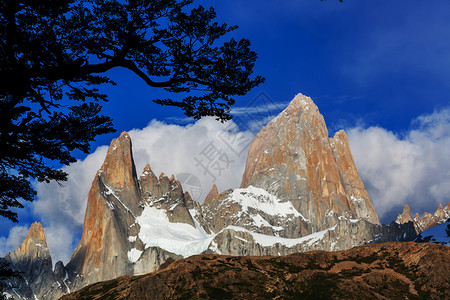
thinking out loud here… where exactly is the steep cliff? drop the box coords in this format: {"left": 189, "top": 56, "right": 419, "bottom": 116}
{"left": 65, "top": 132, "right": 183, "bottom": 291}
{"left": 3, "top": 93, "right": 423, "bottom": 300}
{"left": 239, "top": 93, "right": 379, "bottom": 236}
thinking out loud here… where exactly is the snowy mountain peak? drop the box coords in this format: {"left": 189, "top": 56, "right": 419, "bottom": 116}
{"left": 396, "top": 202, "right": 450, "bottom": 234}
{"left": 3, "top": 93, "right": 420, "bottom": 300}
{"left": 240, "top": 93, "right": 379, "bottom": 234}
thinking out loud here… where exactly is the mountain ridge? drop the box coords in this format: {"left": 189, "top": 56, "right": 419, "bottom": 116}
{"left": 2, "top": 93, "right": 423, "bottom": 299}
{"left": 396, "top": 202, "right": 450, "bottom": 233}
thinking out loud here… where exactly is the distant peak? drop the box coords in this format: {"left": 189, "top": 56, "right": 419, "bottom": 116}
{"left": 15, "top": 221, "right": 48, "bottom": 256}
{"left": 119, "top": 131, "right": 130, "bottom": 139}
{"left": 204, "top": 184, "right": 219, "bottom": 205}
{"left": 286, "top": 93, "right": 317, "bottom": 111}
{"left": 395, "top": 204, "right": 413, "bottom": 225}
{"left": 27, "top": 222, "right": 46, "bottom": 243}
{"left": 403, "top": 204, "right": 411, "bottom": 214}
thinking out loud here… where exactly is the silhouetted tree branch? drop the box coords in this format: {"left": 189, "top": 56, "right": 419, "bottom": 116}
{"left": 0, "top": 0, "right": 264, "bottom": 222}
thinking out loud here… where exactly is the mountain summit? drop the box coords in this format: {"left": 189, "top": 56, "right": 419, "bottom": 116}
{"left": 396, "top": 202, "right": 450, "bottom": 233}
{"left": 3, "top": 93, "right": 418, "bottom": 299}
{"left": 3, "top": 222, "right": 68, "bottom": 299}
{"left": 241, "top": 93, "right": 379, "bottom": 232}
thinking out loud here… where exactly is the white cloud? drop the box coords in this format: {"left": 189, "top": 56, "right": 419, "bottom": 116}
{"left": 34, "top": 146, "right": 109, "bottom": 229}
{"left": 347, "top": 108, "right": 450, "bottom": 221}
{"left": 128, "top": 118, "right": 254, "bottom": 199}
{"left": 44, "top": 225, "right": 78, "bottom": 264}
{"left": 10, "top": 107, "right": 450, "bottom": 264}
{"left": 31, "top": 117, "right": 255, "bottom": 264}
{"left": 0, "top": 225, "right": 29, "bottom": 256}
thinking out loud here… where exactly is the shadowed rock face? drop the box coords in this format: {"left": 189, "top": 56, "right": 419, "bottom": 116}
{"left": 4, "top": 222, "right": 68, "bottom": 299}
{"left": 60, "top": 242, "right": 450, "bottom": 300}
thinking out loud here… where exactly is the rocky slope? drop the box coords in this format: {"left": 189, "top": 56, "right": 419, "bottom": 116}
{"left": 61, "top": 242, "right": 450, "bottom": 300}
{"left": 396, "top": 202, "right": 450, "bottom": 233}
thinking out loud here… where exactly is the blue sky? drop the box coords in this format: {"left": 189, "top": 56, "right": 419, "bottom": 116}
{"left": 96, "top": 0, "right": 450, "bottom": 140}
{"left": 2, "top": 0, "right": 450, "bottom": 263}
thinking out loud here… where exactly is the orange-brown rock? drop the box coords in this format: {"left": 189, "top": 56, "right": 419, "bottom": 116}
{"left": 204, "top": 184, "right": 219, "bottom": 205}
{"left": 13, "top": 222, "right": 47, "bottom": 259}
{"left": 396, "top": 204, "right": 414, "bottom": 225}
{"left": 61, "top": 242, "right": 450, "bottom": 300}
{"left": 66, "top": 132, "right": 144, "bottom": 290}
{"left": 240, "top": 94, "right": 379, "bottom": 235}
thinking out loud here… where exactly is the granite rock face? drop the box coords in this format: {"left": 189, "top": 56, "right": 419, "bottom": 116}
{"left": 65, "top": 132, "right": 189, "bottom": 291}
{"left": 3, "top": 222, "right": 68, "bottom": 300}
{"left": 3, "top": 93, "right": 421, "bottom": 300}
{"left": 200, "top": 94, "right": 380, "bottom": 245}
{"left": 396, "top": 202, "right": 450, "bottom": 233}
{"left": 240, "top": 94, "right": 379, "bottom": 236}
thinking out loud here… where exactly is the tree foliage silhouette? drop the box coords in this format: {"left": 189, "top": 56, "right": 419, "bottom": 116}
{"left": 0, "top": 0, "right": 264, "bottom": 222}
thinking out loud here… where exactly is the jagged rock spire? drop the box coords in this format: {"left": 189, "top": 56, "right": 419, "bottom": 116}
{"left": 240, "top": 93, "right": 379, "bottom": 232}
{"left": 395, "top": 204, "right": 414, "bottom": 225}
{"left": 8, "top": 222, "right": 49, "bottom": 262}
{"left": 396, "top": 202, "right": 450, "bottom": 234}
{"left": 204, "top": 184, "right": 219, "bottom": 205}
{"left": 67, "top": 131, "right": 143, "bottom": 289}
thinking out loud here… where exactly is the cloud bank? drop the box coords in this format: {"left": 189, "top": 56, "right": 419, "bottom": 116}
{"left": 347, "top": 108, "right": 450, "bottom": 222}
{"left": 3, "top": 107, "right": 450, "bottom": 264}
{"left": 0, "top": 225, "right": 29, "bottom": 257}
{"left": 28, "top": 118, "right": 254, "bottom": 264}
